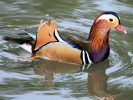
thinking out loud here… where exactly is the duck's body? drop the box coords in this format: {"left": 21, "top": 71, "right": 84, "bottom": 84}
{"left": 36, "top": 42, "right": 82, "bottom": 64}
{"left": 4, "top": 11, "right": 126, "bottom": 64}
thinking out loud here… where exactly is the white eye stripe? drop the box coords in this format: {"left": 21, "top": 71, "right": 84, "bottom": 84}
{"left": 96, "top": 14, "right": 116, "bottom": 23}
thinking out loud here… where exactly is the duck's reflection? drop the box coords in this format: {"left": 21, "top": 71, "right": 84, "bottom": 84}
{"left": 34, "top": 66, "right": 54, "bottom": 87}
{"left": 87, "top": 61, "right": 115, "bottom": 100}
{"left": 33, "top": 59, "right": 81, "bottom": 87}
{"left": 33, "top": 59, "right": 120, "bottom": 100}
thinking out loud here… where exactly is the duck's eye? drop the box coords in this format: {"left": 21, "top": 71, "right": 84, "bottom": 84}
{"left": 109, "top": 18, "right": 113, "bottom": 22}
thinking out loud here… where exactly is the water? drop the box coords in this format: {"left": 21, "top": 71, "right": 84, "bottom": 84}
{"left": 0, "top": 0, "right": 133, "bottom": 100}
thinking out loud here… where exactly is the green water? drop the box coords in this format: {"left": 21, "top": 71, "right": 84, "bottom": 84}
{"left": 0, "top": 0, "right": 133, "bottom": 100}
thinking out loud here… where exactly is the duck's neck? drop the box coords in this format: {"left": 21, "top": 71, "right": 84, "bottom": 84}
{"left": 88, "top": 21, "right": 110, "bottom": 63}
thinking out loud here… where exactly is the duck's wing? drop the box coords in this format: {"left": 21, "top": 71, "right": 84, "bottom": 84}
{"left": 58, "top": 31, "right": 90, "bottom": 51}
{"left": 4, "top": 20, "right": 62, "bottom": 53}
{"left": 22, "top": 21, "right": 90, "bottom": 51}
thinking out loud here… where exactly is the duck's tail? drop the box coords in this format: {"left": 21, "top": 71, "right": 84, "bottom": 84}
{"left": 3, "top": 36, "right": 34, "bottom": 53}
{"left": 3, "top": 36, "right": 33, "bottom": 44}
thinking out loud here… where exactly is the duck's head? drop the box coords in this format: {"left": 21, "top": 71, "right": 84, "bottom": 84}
{"left": 93, "top": 11, "right": 127, "bottom": 34}
{"left": 89, "top": 11, "right": 126, "bottom": 63}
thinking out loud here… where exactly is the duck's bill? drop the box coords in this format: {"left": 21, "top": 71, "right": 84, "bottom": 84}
{"left": 115, "top": 25, "right": 127, "bottom": 34}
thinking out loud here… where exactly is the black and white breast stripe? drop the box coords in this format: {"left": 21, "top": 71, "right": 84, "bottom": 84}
{"left": 81, "top": 50, "right": 92, "bottom": 64}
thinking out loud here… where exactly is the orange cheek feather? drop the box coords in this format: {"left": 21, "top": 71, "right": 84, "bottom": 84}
{"left": 108, "top": 21, "right": 118, "bottom": 29}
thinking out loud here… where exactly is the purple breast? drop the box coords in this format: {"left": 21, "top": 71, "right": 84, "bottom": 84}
{"left": 89, "top": 44, "right": 110, "bottom": 63}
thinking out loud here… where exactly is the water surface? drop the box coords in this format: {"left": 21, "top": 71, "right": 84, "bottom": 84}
{"left": 0, "top": 0, "right": 133, "bottom": 100}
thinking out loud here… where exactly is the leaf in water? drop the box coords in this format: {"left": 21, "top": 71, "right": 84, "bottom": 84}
{"left": 45, "top": 14, "right": 50, "bottom": 17}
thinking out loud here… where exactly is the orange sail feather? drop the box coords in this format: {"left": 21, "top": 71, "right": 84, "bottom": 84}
{"left": 34, "top": 20, "right": 58, "bottom": 50}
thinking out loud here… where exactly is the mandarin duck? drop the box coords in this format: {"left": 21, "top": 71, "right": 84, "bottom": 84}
{"left": 4, "top": 11, "right": 126, "bottom": 64}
